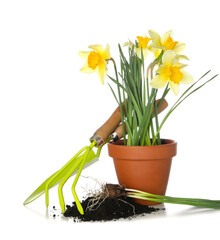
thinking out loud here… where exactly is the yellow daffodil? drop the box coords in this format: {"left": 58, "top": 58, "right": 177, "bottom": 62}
{"left": 79, "top": 44, "right": 111, "bottom": 84}
{"left": 148, "top": 30, "right": 188, "bottom": 59}
{"left": 123, "top": 35, "right": 151, "bottom": 59}
{"left": 150, "top": 50, "right": 193, "bottom": 95}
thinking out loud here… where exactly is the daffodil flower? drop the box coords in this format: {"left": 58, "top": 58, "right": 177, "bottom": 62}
{"left": 150, "top": 50, "right": 193, "bottom": 95}
{"left": 79, "top": 44, "right": 111, "bottom": 84}
{"left": 148, "top": 30, "right": 188, "bottom": 60}
{"left": 123, "top": 35, "right": 151, "bottom": 59}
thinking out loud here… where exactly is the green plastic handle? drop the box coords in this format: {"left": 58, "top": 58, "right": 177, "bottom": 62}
{"left": 23, "top": 149, "right": 96, "bottom": 206}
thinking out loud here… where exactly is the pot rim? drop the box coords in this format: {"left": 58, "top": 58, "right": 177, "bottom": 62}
{"left": 108, "top": 139, "right": 176, "bottom": 147}
{"left": 107, "top": 139, "right": 177, "bottom": 160}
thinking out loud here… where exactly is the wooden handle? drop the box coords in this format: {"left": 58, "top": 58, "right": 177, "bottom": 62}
{"left": 114, "top": 98, "right": 168, "bottom": 140}
{"left": 90, "top": 103, "right": 126, "bottom": 146}
{"left": 152, "top": 98, "right": 168, "bottom": 116}
{"left": 114, "top": 123, "right": 125, "bottom": 141}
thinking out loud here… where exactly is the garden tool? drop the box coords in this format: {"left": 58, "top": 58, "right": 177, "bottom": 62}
{"left": 23, "top": 98, "right": 168, "bottom": 214}
{"left": 23, "top": 103, "right": 123, "bottom": 214}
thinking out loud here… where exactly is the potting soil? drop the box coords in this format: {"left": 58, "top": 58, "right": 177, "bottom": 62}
{"left": 63, "top": 195, "right": 162, "bottom": 222}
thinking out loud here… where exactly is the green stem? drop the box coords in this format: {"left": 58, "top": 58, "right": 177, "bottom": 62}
{"left": 139, "top": 89, "right": 156, "bottom": 145}
{"left": 153, "top": 90, "right": 161, "bottom": 145}
{"left": 150, "top": 119, "right": 155, "bottom": 141}
{"left": 126, "top": 189, "right": 220, "bottom": 209}
{"left": 111, "top": 57, "right": 127, "bottom": 145}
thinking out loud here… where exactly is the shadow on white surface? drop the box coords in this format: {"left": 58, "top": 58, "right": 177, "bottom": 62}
{"left": 23, "top": 201, "right": 219, "bottom": 223}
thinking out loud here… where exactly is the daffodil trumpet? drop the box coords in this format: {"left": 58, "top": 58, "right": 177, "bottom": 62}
{"left": 124, "top": 35, "right": 151, "bottom": 59}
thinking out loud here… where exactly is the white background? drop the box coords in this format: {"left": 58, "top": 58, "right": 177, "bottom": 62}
{"left": 1, "top": 0, "right": 220, "bottom": 239}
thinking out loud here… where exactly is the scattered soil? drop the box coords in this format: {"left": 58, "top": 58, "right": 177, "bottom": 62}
{"left": 64, "top": 195, "right": 163, "bottom": 222}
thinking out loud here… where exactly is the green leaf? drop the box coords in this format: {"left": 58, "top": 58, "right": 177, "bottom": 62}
{"left": 132, "top": 111, "right": 138, "bottom": 145}
{"left": 108, "top": 83, "right": 119, "bottom": 105}
{"left": 111, "top": 56, "right": 127, "bottom": 145}
{"left": 154, "top": 104, "right": 161, "bottom": 144}
{"left": 152, "top": 72, "right": 218, "bottom": 144}
{"left": 108, "top": 75, "right": 126, "bottom": 92}
{"left": 127, "top": 188, "right": 220, "bottom": 209}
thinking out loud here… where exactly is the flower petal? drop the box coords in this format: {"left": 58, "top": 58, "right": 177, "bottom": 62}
{"left": 169, "top": 81, "right": 180, "bottom": 95}
{"left": 103, "top": 44, "right": 111, "bottom": 59}
{"left": 150, "top": 75, "right": 167, "bottom": 89}
{"left": 97, "top": 62, "right": 107, "bottom": 84}
{"left": 177, "top": 54, "right": 190, "bottom": 61}
{"left": 135, "top": 48, "right": 148, "bottom": 59}
{"left": 80, "top": 61, "right": 96, "bottom": 73}
{"left": 155, "top": 65, "right": 165, "bottom": 74}
{"left": 150, "top": 44, "right": 165, "bottom": 50}
{"left": 174, "top": 62, "right": 188, "bottom": 69}
{"left": 148, "top": 29, "right": 161, "bottom": 47}
{"left": 173, "top": 42, "right": 186, "bottom": 54}
{"left": 123, "top": 40, "right": 134, "bottom": 48}
{"left": 89, "top": 45, "right": 104, "bottom": 53}
{"left": 180, "top": 70, "right": 193, "bottom": 84}
{"left": 79, "top": 51, "right": 90, "bottom": 60}
{"left": 148, "top": 43, "right": 162, "bottom": 58}
{"left": 162, "top": 50, "right": 177, "bottom": 66}
{"left": 161, "top": 30, "right": 173, "bottom": 45}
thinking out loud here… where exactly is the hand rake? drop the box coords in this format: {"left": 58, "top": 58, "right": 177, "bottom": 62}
{"left": 23, "top": 103, "right": 123, "bottom": 214}
{"left": 23, "top": 99, "right": 168, "bottom": 214}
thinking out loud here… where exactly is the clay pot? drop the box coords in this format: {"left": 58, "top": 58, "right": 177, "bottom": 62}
{"left": 107, "top": 139, "right": 177, "bottom": 205}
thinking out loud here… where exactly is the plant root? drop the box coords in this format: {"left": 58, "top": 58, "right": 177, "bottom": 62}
{"left": 118, "top": 198, "right": 136, "bottom": 215}
{"left": 64, "top": 182, "right": 162, "bottom": 221}
{"left": 85, "top": 183, "right": 127, "bottom": 212}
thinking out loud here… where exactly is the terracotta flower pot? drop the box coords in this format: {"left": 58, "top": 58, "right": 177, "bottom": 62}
{"left": 107, "top": 139, "right": 177, "bottom": 205}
